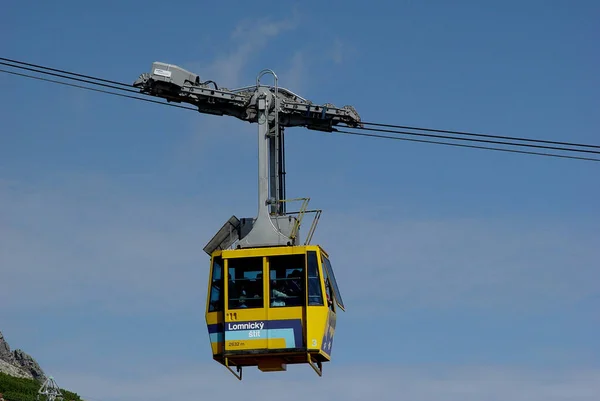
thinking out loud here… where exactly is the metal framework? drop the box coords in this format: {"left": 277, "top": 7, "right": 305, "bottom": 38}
{"left": 37, "top": 376, "right": 62, "bottom": 401}
{"left": 133, "top": 62, "right": 361, "bottom": 251}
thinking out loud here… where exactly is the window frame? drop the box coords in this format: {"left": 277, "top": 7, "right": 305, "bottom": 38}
{"left": 226, "top": 256, "right": 265, "bottom": 310}
{"left": 322, "top": 255, "right": 345, "bottom": 311}
{"left": 267, "top": 253, "right": 306, "bottom": 308}
{"left": 307, "top": 251, "right": 324, "bottom": 306}
{"left": 208, "top": 256, "right": 224, "bottom": 312}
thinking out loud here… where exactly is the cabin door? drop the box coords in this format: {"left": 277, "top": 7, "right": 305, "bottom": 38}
{"left": 224, "top": 256, "right": 268, "bottom": 353}
{"left": 266, "top": 253, "right": 306, "bottom": 350}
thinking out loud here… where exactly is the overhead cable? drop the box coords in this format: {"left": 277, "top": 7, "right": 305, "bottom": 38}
{"left": 334, "top": 129, "right": 600, "bottom": 162}
{"left": 0, "top": 60, "right": 145, "bottom": 95}
{"left": 0, "top": 69, "right": 196, "bottom": 111}
{"left": 346, "top": 126, "right": 600, "bottom": 156}
{"left": 361, "top": 121, "right": 600, "bottom": 150}
{"left": 0, "top": 57, "right": 133, "bottom": 88}
{"left": 1, "top": 56, "right": 599, "bottom": 163}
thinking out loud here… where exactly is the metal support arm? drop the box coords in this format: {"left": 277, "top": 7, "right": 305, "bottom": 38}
{"left": 134, "top": 61, "right": 361, "bottom": 249}
{"left": 133, "top": 62, "right": 362, "bottom": 131}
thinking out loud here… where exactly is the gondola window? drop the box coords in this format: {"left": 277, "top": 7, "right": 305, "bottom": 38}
{"left": 307, "top": 251, "right": 324, "bottom": 306}
{"left": 208, "top": 256, "right": 224, "bottom": 312}
{"left": 228, "top": 257, "right": 264, "bottom": 309}
{"left": 268, "top": 254, "right": 305, "bottom": 307}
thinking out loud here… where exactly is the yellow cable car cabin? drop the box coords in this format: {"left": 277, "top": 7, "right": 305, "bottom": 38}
{"left": 205, "top": 244, "right": 345, "bottom": 379}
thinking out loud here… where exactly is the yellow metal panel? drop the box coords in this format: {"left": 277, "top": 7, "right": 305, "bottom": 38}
{"left": 268, "top": 338, "right": 287, "bottom": 349}
{"left": 306, "top": 306, "right": 329, "bottom": 351}
{"left": 221, "top": 245, "right": 321, "bottom": 259}
{"left": 267, "top": 307, "right": 303, "bottom": 320}
{"left": 212, "top": 245, "right": 328, "bottom": 258}
{"left": 226, "top": 338, "right": 268, "bottom": 351}
{"left": 206, "top": 311, "right": 220, "bottom": 325}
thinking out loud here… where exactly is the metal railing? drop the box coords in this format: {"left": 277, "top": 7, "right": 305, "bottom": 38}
{"left": 278, "top": 197, "right": 322, "bottom": 245}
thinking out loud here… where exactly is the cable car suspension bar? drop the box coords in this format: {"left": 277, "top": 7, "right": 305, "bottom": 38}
{"left": 133, "top": 62, "right": 361, "bottom": 251}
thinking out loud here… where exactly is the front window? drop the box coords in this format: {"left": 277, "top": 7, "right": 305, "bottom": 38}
{"left": 307, "top": 251, "right": 324, "bottom": 306}
{"left": 268, "top": 254, "right": 305, "bottom": 307}
{"left": 228, "top": 257, "right": 264, "bottom": 309}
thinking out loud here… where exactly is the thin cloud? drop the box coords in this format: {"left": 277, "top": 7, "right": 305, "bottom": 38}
{"left": 331, "top": 38, "right": 344, "bottom": 64}
{"left": 280, "top": 50, "right": 306, "bottom": 93}
{"left": 190, "top": 17, "right": 298, "bottom": 88}
{"left": 169, "top": 16, "right": 302, "bottom": 164}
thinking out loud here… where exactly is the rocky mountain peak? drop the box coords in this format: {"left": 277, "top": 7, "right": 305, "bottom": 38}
{"left": 0, "top": 331, "right": 47, "bottom": 382}
{"left": 0, "top": 332, "right": 15, "bottom": 363}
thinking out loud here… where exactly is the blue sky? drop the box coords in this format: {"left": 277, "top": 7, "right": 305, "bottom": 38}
{"left": 1, "top": 1, "right": 599, "bottom": 400}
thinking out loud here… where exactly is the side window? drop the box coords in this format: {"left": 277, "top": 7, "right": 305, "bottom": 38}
{"left": 320, "top": 258, "right": 334, "bottom": 311}
{"left": 208, "top": 256, "right": 223, "bottom": 312}
{"left": 268, "top": 254, "right": 305, "bottom": 307}
{"left": 322, "top": 256, "right": 345, "bottom": 311}
{"left": 228, "top": 257, "right": 264, "bottom": 309}
{"left": 307, "top": 251, "right": 323, "bottom": 306}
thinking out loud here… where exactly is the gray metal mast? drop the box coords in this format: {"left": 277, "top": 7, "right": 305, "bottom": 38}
{"left": 133, "top": 62, "right": 361, "bottom": 252}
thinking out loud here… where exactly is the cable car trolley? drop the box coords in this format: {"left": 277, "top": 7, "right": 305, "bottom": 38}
{"left": 134, "top": 64, "right": 362, "bottom": 379}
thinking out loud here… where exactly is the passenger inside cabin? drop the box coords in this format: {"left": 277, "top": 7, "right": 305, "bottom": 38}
{"left": 238, "top": 294, "right": 248, "bottom": 308}
{"left": 267, "top": 254, "right": 306, "bottom": 307}
{"left": 282, "top": 269, "right": 302, "bottom": 306}
{"left": 287, "top": 270, "right": 302, "bottom": 294}
{"left": 325, "top": 278, "right": 333, "bottom": 307}
{"left": 228, "top": 273, "right": 245, "bottom": 308}
{"left": 271, "top": 279, "right": 290, "bottom": 306}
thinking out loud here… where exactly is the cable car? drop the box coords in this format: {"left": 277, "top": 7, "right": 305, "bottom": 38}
{"left": 205, "top": 244, "right": 345, "bottom": 379}
{"left": 181, "top": 69, "right": 361, "bottom": 379}
{"left": 133, "top": 66, "right": 360, "bottom": 378}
